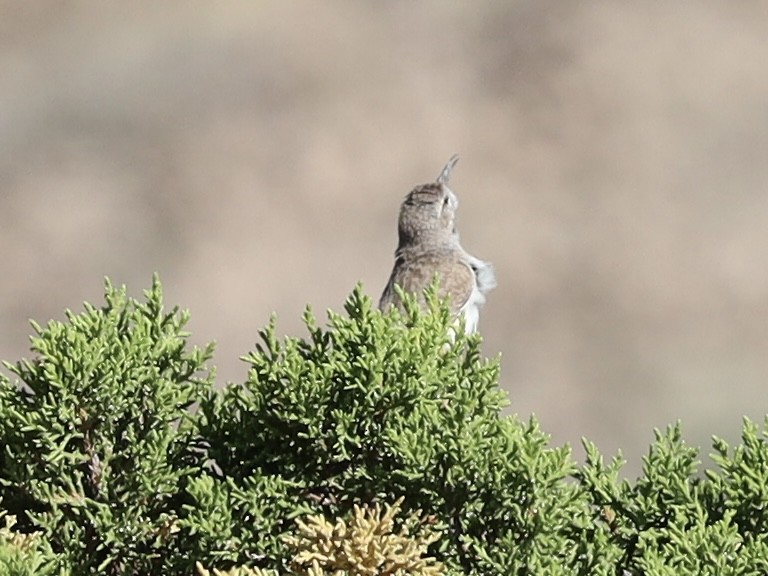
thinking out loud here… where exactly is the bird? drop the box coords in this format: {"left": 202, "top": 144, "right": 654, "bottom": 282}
{"left": 379, "top": 155, "right": 496, "bottom": 334}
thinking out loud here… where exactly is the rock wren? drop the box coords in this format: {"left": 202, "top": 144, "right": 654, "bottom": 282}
{"left": 379, "top": 155, "right": 496, "bottom": 334}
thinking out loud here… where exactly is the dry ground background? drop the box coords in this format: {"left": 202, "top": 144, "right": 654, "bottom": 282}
{"left": 1, "top": 1, "right": 767, "bottom": 474}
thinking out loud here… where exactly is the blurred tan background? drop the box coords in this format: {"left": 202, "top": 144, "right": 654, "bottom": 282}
{"left": 2, "top": 1, "right": 767, "bottom": 475}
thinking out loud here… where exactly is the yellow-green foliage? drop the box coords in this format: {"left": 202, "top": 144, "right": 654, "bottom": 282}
{"left": 195, "top": 560, "right": 265, "bottom": 576}
{"left": 285, "top": 497, "right": 443, "bottom": 576}
{"left": 0, "top": 514, "right": 37, "bottom": 553}
{"left": 196, "top": 498, "right": 443, "bottom": 576}
{"left": 0, "top": 512, "right": 55, "bottom": 576}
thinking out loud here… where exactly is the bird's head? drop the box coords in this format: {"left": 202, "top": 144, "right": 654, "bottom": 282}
{"left": 397, "top": 155, "right": 461, "bottom": 250}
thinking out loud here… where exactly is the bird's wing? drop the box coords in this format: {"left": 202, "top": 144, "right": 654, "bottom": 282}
{"left": 380, "top": 252, "right": 475, "bottom": 315}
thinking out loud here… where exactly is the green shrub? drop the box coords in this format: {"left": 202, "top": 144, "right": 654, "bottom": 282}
{"left": 196, "top": 285, "right": 579, "bottom": 575}
{"left": 0, "top": 277, "right": 214, "bottom": 574}
{"left": 0, "top": 277, "right": 767, "bottom": 574}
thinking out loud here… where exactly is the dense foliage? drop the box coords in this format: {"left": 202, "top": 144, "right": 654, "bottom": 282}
{"left": 1, "top": 278, "right": 766, "bottom": 574}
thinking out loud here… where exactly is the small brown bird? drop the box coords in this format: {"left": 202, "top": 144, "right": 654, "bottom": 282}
{"left": 379, "top": 155, "right": 496, "bottom": 333}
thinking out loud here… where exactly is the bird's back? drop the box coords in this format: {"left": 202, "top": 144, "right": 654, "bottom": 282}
{"left": 378, "top": 249, "right": 476, "bottom": 315}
